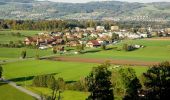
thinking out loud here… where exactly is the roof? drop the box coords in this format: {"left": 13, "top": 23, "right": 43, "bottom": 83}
{"left": 89, "top": 40, "right": 100, "bottom": 46}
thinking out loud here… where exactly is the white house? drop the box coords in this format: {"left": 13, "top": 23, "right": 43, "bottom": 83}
{"left": 96, "top": 26, "right": 105, "bottom": 31}
{"left": 111, "top": 26, "right": 119, "bottom": 31}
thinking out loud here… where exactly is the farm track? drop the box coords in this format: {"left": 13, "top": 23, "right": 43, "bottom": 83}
{"left": 48, "top": 57, "right": 160, "bottom": 66}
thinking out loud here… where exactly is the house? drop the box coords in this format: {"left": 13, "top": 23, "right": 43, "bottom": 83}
{"left": 66, "top": 41, "right": 80, "bottom": 47}
{"left": 96, "top": 26, "right": 105, "bottom": 31}
{"left": 24, "top": 37, "right": 37, "bottom": 45}
{"left": 86, "top": 40, "right": 101, "bottom": 48}
{"left": 111, "top": 26, "right": 119, "bottom": 31}
{"left": 87, "top": 27, "right": 95, "bottom": 32}
{"left": 139, "top": 33, "right": 148, "bottom": 38}
{"left": 75, "top": 27, "right": 80, "bottom": 32}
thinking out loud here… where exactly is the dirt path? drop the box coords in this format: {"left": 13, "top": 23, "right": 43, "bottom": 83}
{"left": 48, "top": 57, "right": 160, "bottom": 66}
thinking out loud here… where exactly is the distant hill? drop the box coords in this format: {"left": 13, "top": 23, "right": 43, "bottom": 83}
{"left": 0, "top": 0, "right": 170, "bottom": 21}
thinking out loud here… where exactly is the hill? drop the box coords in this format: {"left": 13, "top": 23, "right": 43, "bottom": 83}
{"left": 0, "top": 0, "right": 170, "bottom": 21}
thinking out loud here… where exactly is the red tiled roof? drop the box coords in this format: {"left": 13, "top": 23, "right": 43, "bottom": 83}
{"left": 90, "top": 40, "right": 100, "bottom": 46}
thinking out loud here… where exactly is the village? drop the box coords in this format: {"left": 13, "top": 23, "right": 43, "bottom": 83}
{"left": 24, "top": 25, "right": 170, "bottom": 51}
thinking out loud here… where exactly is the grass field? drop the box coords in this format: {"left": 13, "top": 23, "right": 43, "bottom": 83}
{"left": 72, "top": 39, "right": 170, "bottom": 62}
{"left": 0, "top": 81, "right": 34, "bottom": 100}
{"left": 2, "top": 60, "right": 147, "bottom": 84}
{"left": 27, "top": 86, "right": 89, "bottom": 100}
{"left": 2, "top": 58, "right": 148, "bottom": 100}
{"left": 0, "top": 47, "right": 54, "bottom": 59}
{"left": 2, "top": 60, "right": 97, "bottom": 84}
{"left": 0, "top": 30, "right": 42, "bottom": 44}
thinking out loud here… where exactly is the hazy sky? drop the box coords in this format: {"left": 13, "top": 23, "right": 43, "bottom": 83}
{"left": 47, "top": 0, "right": 170, "bottom": 3}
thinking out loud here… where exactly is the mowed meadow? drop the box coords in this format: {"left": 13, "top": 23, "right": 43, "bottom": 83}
{"left": 3, "top": 60, "right": 147, "bottom": 84}
{"left": 0, "top": 82, "right": 34, "bottom": 100}
{"left": 2, "top": 60, "right": 147, "bottom": 100}
{"left": 73, "top": 39, "right": 170, "bottom": 62}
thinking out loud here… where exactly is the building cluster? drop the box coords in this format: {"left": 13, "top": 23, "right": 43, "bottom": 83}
{"left": 24, "top": 26, "right": 170, "bottom": 49}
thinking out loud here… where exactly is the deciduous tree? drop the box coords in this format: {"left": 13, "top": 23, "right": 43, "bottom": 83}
{"left": 86, "top": 62, "right": 114, "bottom": 100}
{"left": 142, "top": 61, "right": 170, "bottom": 100}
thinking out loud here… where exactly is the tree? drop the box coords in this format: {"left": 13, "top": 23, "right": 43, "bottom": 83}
{"left": 111, "top": 33, "right": 119, "bottom": 41}
{"left": 76, "top": 44, "right": 85, "bottom": 53}
{"left": 122, "top": 44, "right": 135, "bottom": 51}
{"left": 86, "top": 62, "right": 114, "bottom": 100}
{"left": 52, "top": 47, "right": 57, "bottom": 54}
{"left": 0, "top": 65, "right": 3, "bottom": 78}
{"left": 21, "top": 50, "right": 26, "bottom": 59}
{"left": 119, "top": 68, "right": 141, "bottom": 100}
{"left": 142, "top": 61, "right": 170, "bottom": 100}
{"left": 111, "top": 70, "right": 125, "bottom": 99}
{"left": 101, "top": 43, "right": 106, "bottom": 50}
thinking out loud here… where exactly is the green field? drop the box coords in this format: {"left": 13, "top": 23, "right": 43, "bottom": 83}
{"left": 2, "top": 60, "right": 147, "bottom": 100}
{"left": 0, "top": 30, "right": 42, "bottom": 44}
{"left": 72, "top": 39, "right": 170, "bottom": 61}
{"left": 0, "top": 82, "right": 34, "bottom": 100}
{"left": 27, "top": 87, "right": 89, "bottom": 100}
{"left": 2, "top": 60, "right": 147, "bottom": 84}
{"left": 2, "top": 60, "right": 97, "bottom": 84}
{"left": 0, "top": 47, "right": 54, "bottom": 59}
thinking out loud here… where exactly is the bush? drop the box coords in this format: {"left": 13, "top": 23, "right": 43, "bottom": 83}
{"left": 122, "top": 44, "right": 136, "bottom": 51}
{"left": 32, "top": 74, "right": 56, "bottom": 89}
{"left": 101, "top": 43, "right": 106, "bottom": 50}
{"left": 66, "top": 78, "right": 88, "bottom": 92}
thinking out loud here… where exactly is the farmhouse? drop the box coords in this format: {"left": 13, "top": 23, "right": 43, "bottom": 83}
{"left": 24, "top": 36, "right": 37, "bottom": 45}
{"left": 111, "top": 26, "right": 119, "bottom": 31}
{"left": 86, "top": 40, "right": 101, "bottom": 48}
{"left": 66, "top": 41, "right": 80, "bottom": 47}
{"left": 96, "top": 26, "right": 105, "bottom": 31}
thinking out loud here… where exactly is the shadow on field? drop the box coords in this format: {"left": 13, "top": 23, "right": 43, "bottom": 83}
{"left": 0, "top": 81, "right": 7, "bottom": 87}
{"left": 106, "top": 47, "right": 114, "bottom": 50}
{"left": 83, "top": 49, "right": 101, "bottom": 54}
{"left": 66, "top": 81, "right": 76, "bottom": 84}
{"left": 9, "top": 76, "right": 35, "bottom": 82}
{"left": 9, "top": 73, "right": 59, "bottom": 82}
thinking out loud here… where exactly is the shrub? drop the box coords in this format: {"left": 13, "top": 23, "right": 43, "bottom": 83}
{"left": 32, "top": 74, "right": 56, "bottom": 89}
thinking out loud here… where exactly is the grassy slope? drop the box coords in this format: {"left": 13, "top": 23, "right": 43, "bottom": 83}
{"left": 0, "top": 82, "right": 34, "bottom": 100}
{"left": 27, "top": 86, "right": 89, "bottom": 100}
{"left": 72, "top": 39, "right": 170, "bottom": 61}
{"left": 0, "top": 30, "right": 42, "bottom": 44}
{"left": 2, "top": 60, "right": 147, "bottom": 100}
{"left": 3, "top": 60, "right": 147, "bottom": 84}
{"left": 3, "top": 60, "right": 97, "bottom": 84}
{"left": 0, "top": 47, "right": 53, "bottom": 58}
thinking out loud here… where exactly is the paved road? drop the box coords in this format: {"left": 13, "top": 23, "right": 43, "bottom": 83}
{"left": 2, "top": 78, "right": 41, "bottom": 100}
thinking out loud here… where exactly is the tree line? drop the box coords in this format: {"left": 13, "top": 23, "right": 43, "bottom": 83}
{"left": 0, "top": 19, "right": 170, "bottom": 31}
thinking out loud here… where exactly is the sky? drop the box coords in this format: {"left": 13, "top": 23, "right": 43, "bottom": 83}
{"left": 46, "top": 0, "right": 170, "bottom": 3}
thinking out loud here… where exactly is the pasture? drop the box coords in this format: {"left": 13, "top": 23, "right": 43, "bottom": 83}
{"left": 27, "top": 87, "right": 89, "bottom": 100}
{"left": 2, "top": 60, "right": 147, "bottom": 85}
{"left": 72, "top": 39, "right": 170, "bottom": 62}
{"left": 0, "top": 30, "right": 42, "bottom": 44}
{"left": 2, "top": 60, "right": 147, "bottom": 100}
{"left": 0, "top": 47, "right": 54, "bottom": 59}
{"left": 0, "top": 81, "right": 34, "bottom": 100}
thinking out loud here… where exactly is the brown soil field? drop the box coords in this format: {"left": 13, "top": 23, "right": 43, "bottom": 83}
{"left": 47, "top": 57, "right": 160, "bottom": 66}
